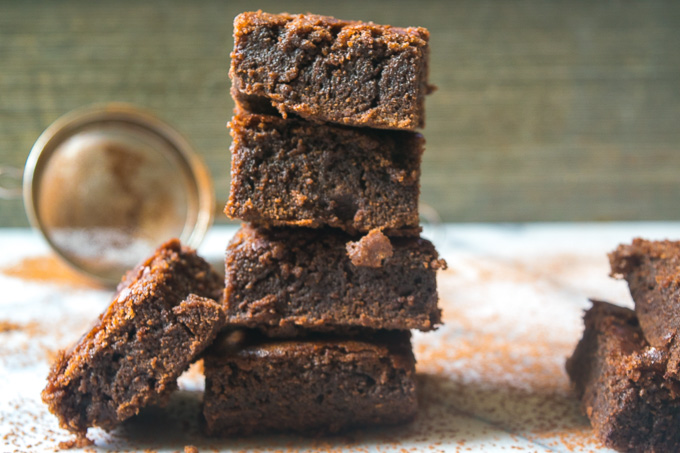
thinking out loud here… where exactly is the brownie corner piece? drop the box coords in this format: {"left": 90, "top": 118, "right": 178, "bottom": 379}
{"left": 202, "top": 331, "right": 417, "bottom": 436}
{"left": 230, "top": 11, "right": 430, "bottom": 130}
{"left": 224, "top": 225, "right": 443, "bottom": 334}
{"left": 566, "top": 300, "right": 680, "bottom": 452}
{"left": 41, "top": 239, "right": 225, "bottom": 435}
{"left": 224, "top": 111, "right": 422, "bottom": 234}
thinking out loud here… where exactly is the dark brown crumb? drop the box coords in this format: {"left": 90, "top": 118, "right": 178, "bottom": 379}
{"left": 57, "top": 434, "right": 94, "bottom": 450}
{"left": 346, "top": 229, "right": 394, "bottom": 268}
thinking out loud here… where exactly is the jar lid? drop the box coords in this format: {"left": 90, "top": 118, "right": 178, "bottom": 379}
{"left": 23, "top": 104, "right": 214, "bottom": 286}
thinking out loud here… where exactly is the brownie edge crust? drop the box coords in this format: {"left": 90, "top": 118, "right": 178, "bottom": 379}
{"left": 42, "top": 239, "right": 225, "bottom": 435}
{"left": 202, "top": 331, "right": 418, "bottom": 436}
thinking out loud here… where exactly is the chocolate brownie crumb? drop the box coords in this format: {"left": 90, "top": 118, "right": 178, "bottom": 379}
{"left": 346, "top": 229, "right": 393, "bottom": 268}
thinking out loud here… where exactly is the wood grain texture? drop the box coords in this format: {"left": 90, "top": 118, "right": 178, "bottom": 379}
{"left": 1, "top": 0, "right": 679, "bottom": 227}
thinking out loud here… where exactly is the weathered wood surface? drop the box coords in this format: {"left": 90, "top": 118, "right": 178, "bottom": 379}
{"left": 1, "top": 0, "right": 679, "bottom": 226}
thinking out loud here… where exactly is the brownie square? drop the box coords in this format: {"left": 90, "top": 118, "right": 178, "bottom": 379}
{"left": 224, "top": 225, "right": 445, "bottom": 336}
{"left": 609, "top": 238, "right": 680, "bottom": 377}
{"left": 230, "top": 11, "right": 431, "bottom": 131}
{"left": 566, "top": 301, "right": 680, "bottom": 452}
{"left": 202, "top": 330, "right": 417, "bottom": 435}
{"left": 225, "top": 111, "right": 423, "bottom": 235}
{"left": 42, "top": 239, "right": 225, "bottom": 434}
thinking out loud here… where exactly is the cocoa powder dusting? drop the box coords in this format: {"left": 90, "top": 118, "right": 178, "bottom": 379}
{"left": 0, "top": 320, "right": 22, "bottom": 333}
{"left": 1, "top": 255, "right": 101, "bottom": 288}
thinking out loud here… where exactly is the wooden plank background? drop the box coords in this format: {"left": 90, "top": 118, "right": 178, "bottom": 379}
{"left": 1, "top": 0, "right": 679, "bottom": 227}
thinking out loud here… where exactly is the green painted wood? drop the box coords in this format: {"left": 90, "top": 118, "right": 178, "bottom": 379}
{"left": 1, "top": 0, "right": 679, "bottom": 227}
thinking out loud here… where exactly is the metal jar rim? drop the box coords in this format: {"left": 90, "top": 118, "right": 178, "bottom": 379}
{"left": 23, "top": 103, "right": 215, "bottom": 286}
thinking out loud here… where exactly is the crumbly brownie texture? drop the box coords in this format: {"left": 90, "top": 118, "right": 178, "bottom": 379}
{"left": 230, "top": 11, "right": 431, "bottom": 130}
{"left": 42, "top": 239, "right": 225, "bottom": 435}
{"left": 346, "top": 229, "right": 394, "bottom": 268}
{"left": 566, "top": 301, "right": 680, "bottom": 452}
{"left": 225, "top": 111, "right": 422, "bottom": 235}
{"left": 202, "top": 330, "right": 417, "bottom": 436}
{"left": 609, "top": 238, "right": 680, "bottom": 377}
{"left": 225, "top": 225, "right": 445, "bottom": 336}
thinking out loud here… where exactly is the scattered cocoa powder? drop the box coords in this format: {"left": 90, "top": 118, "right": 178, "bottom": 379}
{"left": 1, "top": 255, "right": 101, "bottom": 289}
{"left": 0, "top": 320, "right": 22, "bottom": 333}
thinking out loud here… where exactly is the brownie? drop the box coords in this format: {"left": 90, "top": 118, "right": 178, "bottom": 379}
{"left": 566, "top": 301, "right": 680, "bottom": 452}
{"left": 609, "top": 238, "right": 680, "bottom": 377}
{"left": 224, "top": 225, "right": 446, "bottom": 335}
{"left": 225, "top": 111, "right": 423, "bottom": 235}
{"left": 202, "top": 330, "right": 417, "bottom": 436}
{"left": 42, "top": 239, "right": 225, "bottom": 435}
{"left": 230, "top": 11, "right": 431, "bottom": 130}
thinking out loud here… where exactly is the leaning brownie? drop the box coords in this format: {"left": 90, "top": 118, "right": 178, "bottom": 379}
{"left": 225, "top": 111, "right": 422, "bottom": 235}
{"left": 609, "top": 238, "right": 680, "bottom": 377}
{"left": 203, "top": 330, "right": 417, "bottom": 435}
{"left": 42, "top": 239, "right": 224, "bottom": 435}
{"left": 566, "top": 301, "right": 680, "bottom": 452}
{"left": 230, "top": 11, "right": 431, "bottom": 130}
{"left": 225, "top": 225, "right": 445, "bottom": 336}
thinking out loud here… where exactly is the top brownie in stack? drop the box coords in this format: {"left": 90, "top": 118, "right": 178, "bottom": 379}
{"left": 230, "top": 11, "right": 431, "bottom": 130}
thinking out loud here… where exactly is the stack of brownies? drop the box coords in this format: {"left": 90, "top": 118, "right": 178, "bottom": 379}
{"left": 40, "top": 11, "right": 446, "bottom": 441}
{"left": 202, "top": 11, "right": 446, "bottom": 435}
{"left": 567, "top": 239, "right": 680, "bottom": 452}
